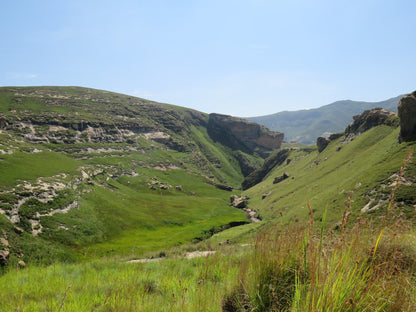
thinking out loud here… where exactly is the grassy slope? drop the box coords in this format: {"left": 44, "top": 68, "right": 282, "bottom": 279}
{"left": 0, "top": 143, "right": 248, "bottom": 263}
{"left": 76, "top": 171, "right": 247, "bottom": 257}
{"left": 210, "top": 124, "right": 415, "bottom": 244}
{"left": 0, "top": 151, "right": 80, "bottom": 188}
{"left": 244, "top": 125, "right": 415, "bottom": 225}
{"left": 0, "top": 86, "right": 254, "bottom": 265}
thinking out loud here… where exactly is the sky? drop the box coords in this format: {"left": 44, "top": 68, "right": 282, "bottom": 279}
{"left": 1, "top": 0, "right": 415, "bottom": 117}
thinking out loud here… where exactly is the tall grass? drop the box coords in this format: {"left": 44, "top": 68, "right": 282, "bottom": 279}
{"left": 0, "top": 251, "right": 244, "bottom": 312}
{"left": 222, "top": 214, "right": 416, "bottom": 311}
{"left": 1, "top": 208, "right": 415, "bottom": 311}
{"left": 223, "top": 149, "right": 416, "bottom": 311}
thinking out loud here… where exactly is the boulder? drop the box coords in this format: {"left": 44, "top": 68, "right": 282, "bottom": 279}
{"left": 230, "top": 195, "right": 249, "bottom": 208}
{"left": 316, "top": 137, "right": 330, "bottom": 153}
{"left": 14, "top": 226, "right": 24, "bottom": 234}
{"left": 0, "top": 238, "right": 9, "bottom": 247}
{"left": 18, "top": 260, "right": 26, "bottom": 268}
{"left": 262, "top": 191, "right": 271, "bottom": 200}
{"left": 0, "top": 249, "right": 10, "bottom": 266}
{"left": 0, "top": 116, "right": 7, "bottom": 128}
{"left": 273, "top": 172, "right": 290, "bottom": 184}
{"left": 398, "top": 91, "right": 416, "bottom": 142}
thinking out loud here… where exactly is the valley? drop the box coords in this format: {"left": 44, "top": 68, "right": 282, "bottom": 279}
{"left": 0, "top": 87, "right": 415, "bottom": 311}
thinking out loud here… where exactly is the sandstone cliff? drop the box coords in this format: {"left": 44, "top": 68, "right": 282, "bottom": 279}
{"left": 208, "top": 113, "right": 284, "bottom": 158}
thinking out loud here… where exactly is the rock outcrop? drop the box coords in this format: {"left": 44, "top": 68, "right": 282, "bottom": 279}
{"left": 0, "top": 249, "right": 9, "bottom": 266}
{"left": 0, "top": 237, "right": 10, "bottom": 266}
{"left": 230, "top": 195, "right": 249, "bottom": 208}
{"left": 345, "top": 107, "right": 397, "bottom": 135}
{"left": 0, "top": 116, "right": 7, "bottom": 128}
{"left": 262, "top": 191, "right": 271, "bottom": 199}
{"left": 242, "top": 149, "right": 291, "bottom": 190}
{"left": 316, "top": 137, "right": 330, "bottom": 153}
{"left": 273, "top": 172, "right": 290, "bottom": 184}
{"left": 329, "top": 133, "right": 344, "bottom": 141}
{"left": 398, "top": 91, "right": 416, "bottom": 142}
{"left": 208, "top": 113, "right": 284, "bottom": 157}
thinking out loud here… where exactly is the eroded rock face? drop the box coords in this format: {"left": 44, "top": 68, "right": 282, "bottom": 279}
{"left": 345, "top": 107, "right": 397, "bottom": 135}
{"left": 208, "top": 113, "right": 284, "bottom": 157}
{"left": 398, "top": 91, "right": 416, "bottom": 142}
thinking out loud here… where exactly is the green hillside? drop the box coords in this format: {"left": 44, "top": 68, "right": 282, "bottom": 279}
{"left": 247, "top": 95, "right": 403, "bottom": 145}
{"left": 244, "top": 126, "right": 415, "bottom": 225}
{"left": 0, "top": 86, "right": 283, "bottom": 266}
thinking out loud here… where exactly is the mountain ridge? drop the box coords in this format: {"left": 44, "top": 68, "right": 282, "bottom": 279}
{"left": 246, "top": 95, "right": 403, "bottom": 145}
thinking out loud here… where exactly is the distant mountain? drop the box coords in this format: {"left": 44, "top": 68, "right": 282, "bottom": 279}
{"left": 246, "top": 95, "right": 403, "bottom": 145}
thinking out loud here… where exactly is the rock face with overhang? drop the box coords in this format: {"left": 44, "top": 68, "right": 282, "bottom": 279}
{"left": 208, "top": 113, "right": 284, "bottom": 157}
{"left": 398, "top": 91, "right": 416, "bottom": 142}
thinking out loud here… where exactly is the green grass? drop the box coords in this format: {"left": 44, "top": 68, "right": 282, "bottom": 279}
{"left": 32, "top": 169, "right": 248, "bottom": 258}
{"left": 0, "top": 151, "right": 80, "bottom": 188}
{"left": 245, "top": 126, "right": 414, "bottom": 225}
{"left": 0, "top": 252, "right": 243, "bottom": 312}
{"left": 189, "top": 125, "right": 245, "bottom": 187}
{"left": 1, "top": 213, "right": 415, "bottom": 311}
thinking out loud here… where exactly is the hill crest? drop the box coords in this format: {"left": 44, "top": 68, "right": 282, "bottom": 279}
{"left": 246, "top": 95, "right": 403, "bottom": 145}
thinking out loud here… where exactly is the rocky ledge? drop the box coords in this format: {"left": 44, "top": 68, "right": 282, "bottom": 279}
{"left": 207, "top": 113, "right": 284, "bottom": 157}
{"left": 345, "top": 107, "right": 398, "bottom": 135}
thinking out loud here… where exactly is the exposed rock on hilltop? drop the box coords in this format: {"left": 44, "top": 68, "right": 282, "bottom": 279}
{"left": 398, "top": 91, "right": 416, "bottom": 142}
{"left": 208, "top": 113, "right": 284, "bottom": 157}
{"left": 345, "top": 107, "right": 398, "bottom": 135}
{"left": 316, "top": 108, "right": 398, "bottom": 153}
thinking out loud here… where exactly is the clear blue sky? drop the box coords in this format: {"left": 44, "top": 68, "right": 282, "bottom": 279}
{"left": 1, "top": 0, "right": 415, "bottom": 116}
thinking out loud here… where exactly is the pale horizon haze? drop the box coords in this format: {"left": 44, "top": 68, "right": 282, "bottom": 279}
{"left": 1, "top": 0, "right": 415, "bottom": 117}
